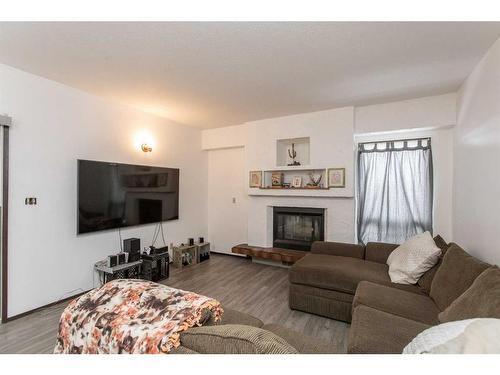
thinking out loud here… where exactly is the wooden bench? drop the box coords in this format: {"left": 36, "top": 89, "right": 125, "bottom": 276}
{"left": 231, "top": 244, "right": 306, "bottom": 265}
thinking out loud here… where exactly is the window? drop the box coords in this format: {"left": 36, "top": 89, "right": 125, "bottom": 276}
{"left": 357, "top": 138, "right": 433, "bottom": 244}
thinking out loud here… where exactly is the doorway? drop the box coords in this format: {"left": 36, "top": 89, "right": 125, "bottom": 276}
{"left": 207, "top": 147, "right": 248, "bottom": 255}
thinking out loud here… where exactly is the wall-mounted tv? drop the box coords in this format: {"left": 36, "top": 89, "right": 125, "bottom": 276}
{"left": 77, "top": 159, "right": 179, "bottom": 234}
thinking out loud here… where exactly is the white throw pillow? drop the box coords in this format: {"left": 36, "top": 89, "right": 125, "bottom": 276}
{"left": 403, "top": 319, "right": 500, "bottom": 354}
{"left": 386, "top": 231, "right": 441, "bottom": 284}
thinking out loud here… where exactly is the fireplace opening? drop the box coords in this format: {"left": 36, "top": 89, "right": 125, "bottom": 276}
{"left": 273, "top": 207, "right": 325, "bottom": 251}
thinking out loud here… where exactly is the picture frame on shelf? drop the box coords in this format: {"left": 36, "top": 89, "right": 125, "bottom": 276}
{"left": 291, "top": 176, "right": 302, "bottom": 188}
{"left": 271, "top": 172, "right": 283, "bottom": 187}
{"left": 328, "top": 168, "right": 346, "bottom": 188}
{"left": 249, "top": 170, "right": 263, "bottom": 188}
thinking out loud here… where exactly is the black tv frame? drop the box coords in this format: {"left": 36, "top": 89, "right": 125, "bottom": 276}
{"left": 77, "top": 159, "right": 179, "bottom": 235}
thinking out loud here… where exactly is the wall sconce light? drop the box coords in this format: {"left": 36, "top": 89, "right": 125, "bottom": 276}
{"left": 141, "top": 143, "right": 153, "bottom": 152}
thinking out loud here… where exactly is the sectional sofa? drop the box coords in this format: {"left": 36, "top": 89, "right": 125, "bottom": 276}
{"left": 289, "top": 238, "right": 500, "bottom": 353}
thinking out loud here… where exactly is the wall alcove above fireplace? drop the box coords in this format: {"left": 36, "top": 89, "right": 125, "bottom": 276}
{"left": 273, "top": 207, "right": 325, "bottom": 251}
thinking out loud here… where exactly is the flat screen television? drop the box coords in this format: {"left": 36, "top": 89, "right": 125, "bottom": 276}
{"left": 77, "top": 159, "right": 179, "bottom": 234}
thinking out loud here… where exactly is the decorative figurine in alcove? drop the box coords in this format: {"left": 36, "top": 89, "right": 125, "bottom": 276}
{"left": 306, "top": 172, "right": 323, "bottom": 188}
{"left": 287, "top": 143, "right": 301, "bottom": 166}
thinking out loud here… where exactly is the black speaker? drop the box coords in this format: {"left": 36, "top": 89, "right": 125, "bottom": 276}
{"left": 117, "top": 253, "right": 126, "bottom": 265}
{"left": 128, "top": 253, "right": 141, "bottom": 262}
{"left": 107, "top": 255, "right": 118, "bottom": 267}
{"left": 124, "top": 238, "right": 140, "bottom": 254}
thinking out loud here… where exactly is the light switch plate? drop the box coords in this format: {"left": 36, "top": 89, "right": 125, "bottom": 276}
{"left": 25, "top": 197, "right": 37, "bottom": 205}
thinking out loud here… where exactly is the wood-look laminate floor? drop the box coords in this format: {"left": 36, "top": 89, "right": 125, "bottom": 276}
{"left": 0, "top": 253, "right": 349, "bottom": 354}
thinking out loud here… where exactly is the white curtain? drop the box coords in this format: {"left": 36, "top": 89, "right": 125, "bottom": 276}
{"left": 357, "top": 138, "right": 433, "bottom": 245}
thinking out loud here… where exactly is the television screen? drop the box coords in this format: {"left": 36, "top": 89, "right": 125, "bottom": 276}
{"left": 77, "top": 159, "right": 179, "bottom": 234}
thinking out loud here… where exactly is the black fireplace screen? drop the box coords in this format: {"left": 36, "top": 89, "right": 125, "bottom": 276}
{"left": 273, "top": 207, "right": 325, "bottom": 251}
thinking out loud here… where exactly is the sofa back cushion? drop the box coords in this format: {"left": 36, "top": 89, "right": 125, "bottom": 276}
{"left": 438, "top": 267, "right": 500, "bottom": 322}
{"left": 311, "top": 241, "right": 365, "bottom": 259}
{"left": 179, "top": 324, "right": 299, "bottom": 354}
{"left": 430, "top": 243, "right": 490, "bottom": 311}
{"left": 417, "top": 235, "right": 450, "bottom": 293}
{"left": 365, "top": 242, "right": 399, "bottom": 264}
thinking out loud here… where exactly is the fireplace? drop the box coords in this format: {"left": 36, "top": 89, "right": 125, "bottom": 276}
{"left": 273, "top": 207, "right": 325, "bottom": 251}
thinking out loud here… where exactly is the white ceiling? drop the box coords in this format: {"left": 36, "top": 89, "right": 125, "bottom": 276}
{"left": 1, "top": 22, "right": 500, "bottom": 129}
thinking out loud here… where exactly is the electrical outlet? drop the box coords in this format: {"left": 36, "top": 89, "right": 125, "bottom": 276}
{"left": 232, "top": 197, "right": 236, "bottom": 203}
{"left": 25, "top": 197, "right": 37, "bottom": 205}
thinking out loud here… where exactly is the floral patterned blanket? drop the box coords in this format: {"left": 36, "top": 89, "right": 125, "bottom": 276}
{"left": 54, "top": 279, "right": 223, "bottom": 354}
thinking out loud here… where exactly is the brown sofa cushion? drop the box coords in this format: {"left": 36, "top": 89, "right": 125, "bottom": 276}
{"left": 262, "top": 323, "right": 337, "bottom": 354}
{"left": 289, "top": 283, "right": 354, "bottom": 322}
{"left": 290, "top": 254, "right": 389, "bottom": 294}
{"left": 217, "top": 308, "right": 264, "bottom": 328}
{"left": 430, "top": 243, "right": 490, "bottom": 311}
{"left": 365, "top": 242, "right": 399, "bottom": 264}
{"left": 179, "top": 324, "right": 298, "bottom": 354}
{"left": 417, "top": 235, "right": 450, "bottom": 294}
{"left": 438, "top": 267, "right": 500, "bottom": 322}
{"left": 433, "top": 234, "right": 449, "bottom": 251}
{"left": 290, "top": 254, "right": 424, "bottom": 295}
{"left": 169, "top": 345, "right": 198, "bottom": 354}
{"left": 348, "top": 305, "right": 430, "bottom": 354}
{"left": 353, "top": 281, "right": 440, "bottom": 325}
{"left": 290, "top": 282, "right": 354, "bottom": 304}
{"left": 311, "top": 241, "right": 365, "bottom": 259}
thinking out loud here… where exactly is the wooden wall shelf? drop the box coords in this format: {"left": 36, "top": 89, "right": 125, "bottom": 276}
{"left": 259, "top": 187, "right": 329, "bottom": 190}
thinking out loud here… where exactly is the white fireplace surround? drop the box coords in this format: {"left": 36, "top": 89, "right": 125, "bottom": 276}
{"left": 247, "top": 196, "right": 354, "bottom": 248}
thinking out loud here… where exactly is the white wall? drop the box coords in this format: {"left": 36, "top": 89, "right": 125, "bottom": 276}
{"left": 202, "top": 123, "right": 247, "bottom": 150}
{"left": 0, "top": 64, "right": 208, "bottom": 317}
{"left": 453, "top": 37, "right": 500, "bottom": 266}
{"left": 207, "top": 147, "right": 248, "bottom": 255}
{"left": 245, "top": 107, "right": 355, "bottom": 197}
{"left": 355, "top": 93, "right": 456, "bottom": 134}
{"left": 355, "top": 127, "right": 454, "bottom": 241}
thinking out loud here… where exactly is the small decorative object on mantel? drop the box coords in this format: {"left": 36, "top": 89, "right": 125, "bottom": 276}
{"left": 282, "top": 182, "right": 291, "bottom": 188}
{"left": 291, "top": 176, "right": 302, "bottom": 188}
{"left": 328, "top": 168, "right": 346, "bottom": 188}
{"left": 271, "top": 172, "right": 283, "bottom": 187}
{"left": 306, "top": 172, "right": 323, "bottom": 188}
{"left": 249, "top": 171, "right": 262, "bottom": 188}
{"left": 287, "top": 143, "right": 301, "bottom": 166}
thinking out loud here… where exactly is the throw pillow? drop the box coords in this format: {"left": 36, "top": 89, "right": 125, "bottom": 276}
{"left": 429, "top": 243, "right": 490, "bottom": 311}
{"left": 417, "top": 235, "right": 450, "bottom": 293}
{"left": 403, "top": 318, "right": 500, "bottom": 354}
{"left": 386, "top": 231, "right": 441, "bottom": 284}
{"left": 438, "top": 266, "right": 500, "bottom": 322}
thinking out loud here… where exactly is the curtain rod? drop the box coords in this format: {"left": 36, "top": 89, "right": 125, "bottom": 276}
{"left": 358, "top": 136, "right": 431, "bottom": 145}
